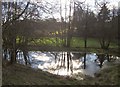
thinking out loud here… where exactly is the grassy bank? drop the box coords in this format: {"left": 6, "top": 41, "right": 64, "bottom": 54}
{"left": 2, "top": 59, "right": 120, "bottom": 85}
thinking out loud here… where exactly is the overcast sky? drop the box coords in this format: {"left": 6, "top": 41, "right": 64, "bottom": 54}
{"left": 45, "top": 0, "right": 120, "bottom": 20}
{"left": 2, "top": 0, "right": 120, "bottom": 20}
{"left": 2, "top": 0, "right": 119, "bottom": 8}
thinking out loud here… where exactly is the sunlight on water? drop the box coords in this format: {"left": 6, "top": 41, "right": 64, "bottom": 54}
{"left": 3, "top": 47, "right": 120, "bottom": 81}
{"left": 28, "top": 51, "right": 102, "bottom": 79}
{"left": 33, "top": 55, "right": 51, "bottom": 61}
{"left": 4, "top": 50, "right": 119, "bottom": 80}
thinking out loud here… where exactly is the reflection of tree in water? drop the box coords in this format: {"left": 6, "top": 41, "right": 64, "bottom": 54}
{"left": 97, "top": 54, "right": 105, "bottom": 68}
{"left": 51, "top": 52, "right": 73, "bottom": 74}
{"left": 72, "top": 53, "right": 84, "bottom": 59}
{"left": 51, "top": 52, "right": 88, "bottom": 75}
{"left": 52, "top": 52, "right": 115, "bottom": 75}
{"left": 96, "top": 53, "right": 116, "bottom": 68}
{"left": 96, "top": 54, "right": 107, "bottom": 68}
{"left": 50, "top": 52, "right": 58, "bottom": 64}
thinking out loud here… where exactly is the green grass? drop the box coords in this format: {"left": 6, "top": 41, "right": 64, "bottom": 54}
{"left": 109, "top": 42, "right": 118, "bottom": 48}
{"left": 71, "top": 37, "right": 100, "bottom": 48}
{"left": 70, "top": 37, "right": 84, "bottom": 47}
{"left": 16, "top": 36, "right": 118, "bottom": 49}
{"left": 87, "top": 38, "right": 100, "bottom": 47}
{"left": 28, "top": 37, "right": 64, "bottom": 47}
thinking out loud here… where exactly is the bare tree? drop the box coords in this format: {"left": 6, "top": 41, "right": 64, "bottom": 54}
{"left": 96, "top": 3, "right": 111, "bottom": 50}
{"left": 2, "top": 2, "right": 30, "bottom": 64}
{"left": 2, "top": 1, "right": 58, "bottom": 64}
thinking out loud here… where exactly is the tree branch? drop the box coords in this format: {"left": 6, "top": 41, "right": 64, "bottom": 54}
{"left": 3, "top": 2, "right": 30, "bottom": 28}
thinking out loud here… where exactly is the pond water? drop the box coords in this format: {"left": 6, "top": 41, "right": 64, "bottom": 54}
{"left": 4, "top": 51, "right": 119, "bottom": 80}
{"left": 17, "top": 52, "right": 108, "bottom": 77}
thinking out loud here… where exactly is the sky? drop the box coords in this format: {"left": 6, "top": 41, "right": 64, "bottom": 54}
{"left": 2, "top": 0, "right": 120, "bottom": 19}
{"left": 2, "top": 0, "right": 119, "bottom": 8}
{"left": 49, "top": 0, "right": 120, "bottom": 20}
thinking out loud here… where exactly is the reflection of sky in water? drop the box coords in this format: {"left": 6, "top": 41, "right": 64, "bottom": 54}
{"left": 80, "top": 53, "right": 97, "bottom": 62}
{"left": 3, "top": 50, "right": 119, "bottom": 79}
{"left": 28, "top": 52, "right": 102, "bottom": 77}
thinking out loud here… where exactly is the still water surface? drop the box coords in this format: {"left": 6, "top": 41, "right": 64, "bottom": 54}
{"left": 16, "top": 51, "right": 110, "bottom": 78}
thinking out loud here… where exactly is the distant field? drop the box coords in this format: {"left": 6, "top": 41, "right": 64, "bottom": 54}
{"left": 71, "top": 37, "right": 100, "bottom": 48}
{"left": 27, "top": 37, "right": 118, "bottom": 49}
{"left": 28, "top": 37, "right": 64, "bottom": 46}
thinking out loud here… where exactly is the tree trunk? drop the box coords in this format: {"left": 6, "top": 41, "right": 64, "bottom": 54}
{"left": 10, "top": 49, "right": 16, "bottom": 64}
{"left": 23, "top": 50, "right": 28, "bottom": 65}
{"left": 63, "top": 52, "right": 66, "bottom": 67}
{"left": 10, "top": 37, "right": 17, "bottom": 64}
{"left": 98, "top": 54, "right": 105, "bottom": 68}
{"left": 67, "top": 52, "right": 70, "bottom": 72}
{"left": 69, "top": 53, "right": 73, "bottom": 73}
{"left": 106, "top": 54, "right": 110, "bottom": 62}
{"left": 83, "top": 52, "right": 86, "bottom": 69}
{"left": 3, "top": 49, "right": 7, "bottom": 60}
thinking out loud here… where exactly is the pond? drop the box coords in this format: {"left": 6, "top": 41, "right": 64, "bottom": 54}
{"left": 3, "top": 51, "right": 119, "bottom": 80}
